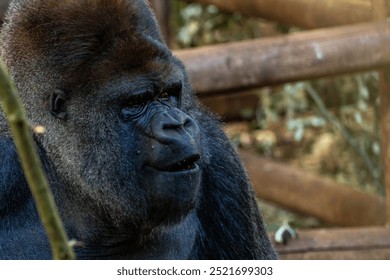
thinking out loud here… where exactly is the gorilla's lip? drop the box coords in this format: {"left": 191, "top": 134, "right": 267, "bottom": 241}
{"left": 147, "top": 154, "right": 201, "bottom": 173}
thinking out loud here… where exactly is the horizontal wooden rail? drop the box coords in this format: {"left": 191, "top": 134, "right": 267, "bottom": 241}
{"left": 191, "top": 0, "right": 372, "bottom": 29}
{"left": 175, "top": 20, "right": 390, "bottom": 96}
{"left": 274, "top": 227, "right": 390, "bottom": 259}
{"left": 240, "top": 150, "right": 386, "bottom": 227}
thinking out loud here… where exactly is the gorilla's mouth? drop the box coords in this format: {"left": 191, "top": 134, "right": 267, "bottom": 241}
{"left": 163, "top": 154, "right": 200, "bottom": 172}
{"left": 145, "top": 154, "right": 200, "bottom": 173}
{"left": 158, "top": 154, "right": 200, "bottom": 172}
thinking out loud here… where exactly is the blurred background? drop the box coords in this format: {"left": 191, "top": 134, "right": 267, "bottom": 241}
{"left": 149, "top": 0, "right": 382, "bottom": 227}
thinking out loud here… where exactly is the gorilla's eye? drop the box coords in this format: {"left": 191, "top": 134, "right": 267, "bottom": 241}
{"left": 122, "top": 90, "right": 154, "bottom": 109}
{"left": 120, "top": 90, "right": 153, "bottom": 120}
{"left": 159, "top": 83, "right": 182, "bottom": 108}
{"left": 159, "top": 92, "right": 169, "bottom": 101}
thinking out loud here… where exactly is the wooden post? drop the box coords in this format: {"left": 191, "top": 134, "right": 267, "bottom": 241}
{"left": 373, "top": 0, "right": 390, "bottom": 224}
{"left": 149, "top": 0, "right": 171, "bottom": 45}
{"left": 0, "top": 0, "right": 9, "bottom": 23}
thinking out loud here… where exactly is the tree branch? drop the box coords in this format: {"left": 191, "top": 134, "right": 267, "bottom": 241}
{"left": 0, "top": 59, "right": 76, "bottom": 260}
{"left": 305, "top": 83, "right": 383, "bottom": 192}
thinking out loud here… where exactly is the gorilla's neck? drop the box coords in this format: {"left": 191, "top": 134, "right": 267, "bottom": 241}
{"left": 71, "top": 212, "right": 200, "bottom": 260}
{"left": 40, "top": 160, "right": 199, "bottom": 259}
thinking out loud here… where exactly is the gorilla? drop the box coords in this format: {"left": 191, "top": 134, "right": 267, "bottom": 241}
{"left": 0, "top": 0, "right": 276, "bottom": 259}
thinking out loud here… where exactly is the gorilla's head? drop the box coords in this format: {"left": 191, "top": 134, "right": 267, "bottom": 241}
{"left": 1, "top": 0, "right": 204, "bottom": 232}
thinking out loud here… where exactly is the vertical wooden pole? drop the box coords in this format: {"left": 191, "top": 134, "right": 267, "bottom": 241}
{"left": 150, "top": 0, "right": 171, "bottom": 46}
{"left": 0, "top": 0, "right": 10, "bottom": 23}
{"left": 373, "top": 0, "right": 390, "bottom": 224}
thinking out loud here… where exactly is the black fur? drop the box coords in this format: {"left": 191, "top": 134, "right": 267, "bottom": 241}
{"left": 0, "top": 0, "right": 277, "bottom": 260}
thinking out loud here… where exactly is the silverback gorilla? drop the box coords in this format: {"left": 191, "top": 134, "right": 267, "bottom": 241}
{"left": 0, "top": 0, "right": 277, "bottom": 259}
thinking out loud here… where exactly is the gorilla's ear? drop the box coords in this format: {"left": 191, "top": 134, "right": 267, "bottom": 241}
{"left": 50, "top": 89, "right": 67, "bottom": 120}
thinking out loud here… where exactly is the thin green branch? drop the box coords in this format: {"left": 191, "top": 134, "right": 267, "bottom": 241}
{"left": 0, "top": 59, "right": 76, "bottom": 260}
{"left": 306, "top": 83, "right": 383, "bottom": 193}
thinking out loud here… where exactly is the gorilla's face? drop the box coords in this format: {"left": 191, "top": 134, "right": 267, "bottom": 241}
{"left": 124, "top": 80, "right": 202, "bottom": 223}
{"left": 46, "top": 51, "right": 203, "bottom": 230}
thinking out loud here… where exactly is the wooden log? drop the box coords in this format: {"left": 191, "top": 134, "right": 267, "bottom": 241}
{"left": 374, "top": 0, "right": 390, "bottom": 225}
{"left": 239, "top": 150, "right": 386, "bottom": 227}
{"left": 274, "top": 227, "right": 390, "bottom": 259}
{"left": 175, "top": 20, "right": 390, "bottom": 96}
{"left": 190, "top": 0, "right": 372, "bottom": 29}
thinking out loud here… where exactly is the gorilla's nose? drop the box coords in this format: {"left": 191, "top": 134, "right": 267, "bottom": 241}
{"left": 150, "top": 108, "right": 200, "bottom": 146}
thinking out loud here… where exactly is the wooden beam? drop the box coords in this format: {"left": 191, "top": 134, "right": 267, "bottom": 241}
{"left": 240, "top": 150, "right": 386, "bottom": 227}
{"left": 274, "top": 227, "right": 390, "bottom": 259}
{"left": 190, "top": 0, "right": 372, "bottom": 29}
{"left": 373, "top": 0, "right": 390, "bottom": 224}
{"left": 175, "top": 20, "right": 390, "bottom": 96}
